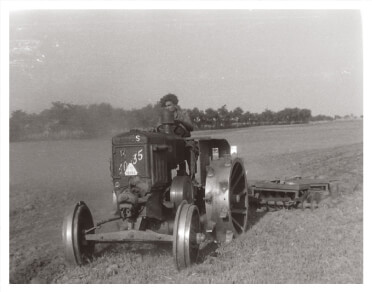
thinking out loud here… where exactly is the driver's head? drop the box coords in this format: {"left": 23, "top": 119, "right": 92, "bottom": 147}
{"left": 160, "top": 93, "right": 178, "bottom": 112}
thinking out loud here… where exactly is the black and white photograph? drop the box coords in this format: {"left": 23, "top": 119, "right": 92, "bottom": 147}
{"left": 2, "top": 0, "right": 368, "bottom": 285}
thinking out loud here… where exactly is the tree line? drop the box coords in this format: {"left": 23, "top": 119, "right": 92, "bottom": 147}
{"left": 10, "top": 101, "right": 344, "bottom": 142}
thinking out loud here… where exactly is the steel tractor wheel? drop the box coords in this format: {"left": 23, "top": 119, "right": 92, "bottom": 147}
{"left": 62, "top": 201, "right": 95, "bottom": 265}
{"left": 205, "top": 157, "right": 249, "bottom": 242}
{"left": 173, "top": 201, "right": 201, "bottom": 270}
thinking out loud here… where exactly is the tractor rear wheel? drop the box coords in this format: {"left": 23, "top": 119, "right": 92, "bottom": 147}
{"left": 205, "top": 157, "right": 249, "bottom": 242}
{"left": 62, "top": 201, "right": 95, "bottom": 265}
{"left": 173, "top": 201, "right": 201, "bottom": 270}
{"left": 229, "top": 159, "right": 249, "bottom": 234}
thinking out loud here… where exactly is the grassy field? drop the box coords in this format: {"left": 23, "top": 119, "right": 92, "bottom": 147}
{"left": 9, "top": 120, "right": 363, "bottom": 283}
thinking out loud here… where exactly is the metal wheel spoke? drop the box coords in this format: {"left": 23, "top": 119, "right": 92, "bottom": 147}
{"left": 231, "top": 208, "right": 247, "bottom": 214}
{"left": 230, "top": 172, "right": 244, "bottom": 193}
{"left": 234, "top": 190, "right": 247, "bottom": 197}
{"left": 231, "top": 216, "right": 244, "bottom": 231}
{"left": 231, "top": 164, "right": 241, "bottom": 179}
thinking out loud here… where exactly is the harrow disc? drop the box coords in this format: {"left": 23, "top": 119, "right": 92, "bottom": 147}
{"left": 205, "top": 157, "right": 249, "bottom": 242}
{"left": 62, "top": 201, "right": 95, "bottom": 265}
{"left": 173, "top": 201, "right": 201, "bottom": 270}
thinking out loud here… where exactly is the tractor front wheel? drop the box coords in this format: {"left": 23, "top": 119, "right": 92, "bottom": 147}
{"left": 62, "top": 201, "right": 95, "bottom": 265}
{"left": 173, "top": 201, "right": 201, "bottom": 270}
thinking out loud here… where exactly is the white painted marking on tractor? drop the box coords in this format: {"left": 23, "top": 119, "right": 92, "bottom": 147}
{"left": 125, "top": 163, "right": 138, "bottom": 176}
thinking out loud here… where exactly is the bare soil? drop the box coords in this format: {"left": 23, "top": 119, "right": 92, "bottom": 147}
{"left": 9, "top": 120, "right": 363, "bottom": 283}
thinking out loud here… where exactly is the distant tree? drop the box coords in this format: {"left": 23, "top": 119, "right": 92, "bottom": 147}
{"left": 111, "top": 107, "right": 128, "bottom": 131}
{"left": 241, "top": 111, "right": 253, "bottom": 125}
{"left": 10, "top": 110, "right": 29, "bottom": 141}
{"left": 231, "top": 107, "right": 244, "bottom": 125}
{"left": 217, "top": 105, "right": 230, "bottom": 128}
{"left": 188, "top": 107, "right": 205, "bottom": 129}
{"left": 251, "top": 113, "right": 260, "bottom": 125}
{"left": 277, "top": 108, "right": 290, "bottom": 124}
{"left": 289, "top": 108, "right": 300, "bottom": 123}
{"left": 133, "top": 104, "right": 159, "bottom": 129}
{"left": 45, "top": 101, "right": 78, "bottom": 132}
{"left": 310, "top": 114, "right": 333, "bottom": 122}
{"left": 298, "top": 109, "right": 311, "bottom": 123}
{"left": 261, "top": 109, "right": 275, "bottom": 124}
{"left": 274, "top": 107, "right": 311, "bottom": 124}
{"left": 205, "top": 108, "right": 219, "bottom": 128}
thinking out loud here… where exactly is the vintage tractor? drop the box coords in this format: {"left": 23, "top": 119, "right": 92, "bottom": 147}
{"left": 62, "top": 110, "right": 249, "bottom": 269}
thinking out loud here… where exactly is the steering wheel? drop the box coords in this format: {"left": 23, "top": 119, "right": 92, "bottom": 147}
{"left": 173, "top": 121, "right": 189, "bottom": 137}
{"left": 156, "top": 120, "right": 189, "bottom": 137}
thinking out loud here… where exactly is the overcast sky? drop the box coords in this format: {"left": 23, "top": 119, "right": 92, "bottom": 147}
{"left": 9, "top": 9, "right": 362, "bottom": 116}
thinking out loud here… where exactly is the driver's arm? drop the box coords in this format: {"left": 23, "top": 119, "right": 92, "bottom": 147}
{"left": 176, "top": 109, "right": 194, "bottom": 131}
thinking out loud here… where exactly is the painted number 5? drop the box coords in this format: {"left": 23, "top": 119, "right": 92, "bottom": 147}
{"left": 132, "top": 149, "right": 143, "bottom": 165}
